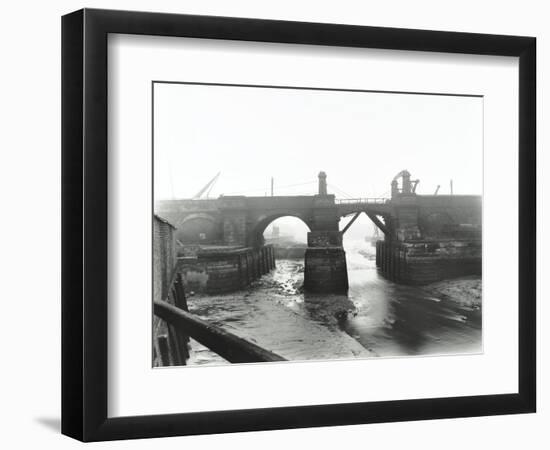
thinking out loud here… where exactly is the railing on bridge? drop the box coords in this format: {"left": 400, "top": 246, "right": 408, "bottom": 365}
{"left": 335, "top": 197, "right": 389, "bottom": 205}
{"left": 153, "top": 272, "right": 286, "bottom": 365}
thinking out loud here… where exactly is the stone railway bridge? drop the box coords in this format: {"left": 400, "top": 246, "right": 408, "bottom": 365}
{"left": 156, "top": 171, "right": 482, "bottom": 293}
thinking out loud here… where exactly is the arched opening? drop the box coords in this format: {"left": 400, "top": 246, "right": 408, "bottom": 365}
{"left": 248, "top": 213, "right": 311, "bottom": 248}
{"left": 339, "top": 211, "right": 390, "bottom": 273}
{"left": 257, "top": 215, "right": 311, "bottom": 296}
{"left": 176, "top": 213, "right": 219, "bottom": 244}
{"left": 261, "top": 216, "right": 310, "bottom": 260}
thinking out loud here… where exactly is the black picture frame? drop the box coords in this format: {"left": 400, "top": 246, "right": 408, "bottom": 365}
{"left": 61, "top": 8, "right": 536, "bottom": 442}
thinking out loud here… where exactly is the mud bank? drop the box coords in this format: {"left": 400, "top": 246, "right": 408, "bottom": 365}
{"left": 187, "top": 291, "right": 372, "bottom": 364}
{"left": 424, "top": 276, "right": 482, "bottom": 309}
{"left": 186, "top": 260, "right": 372, "bottom": 365}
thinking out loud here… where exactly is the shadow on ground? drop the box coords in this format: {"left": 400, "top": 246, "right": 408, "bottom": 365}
{"left": 35, "top": 417, "right": 60, "bottom": 433}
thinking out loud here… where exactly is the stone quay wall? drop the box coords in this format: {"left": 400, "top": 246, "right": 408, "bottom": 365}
{"left": 376, "top": 239, "right": 481, "bottom": 285}
{"left": 177, "top": 245, "right": 276, "bottom": 294}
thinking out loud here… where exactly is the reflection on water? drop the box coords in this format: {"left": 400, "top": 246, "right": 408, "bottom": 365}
{"left": 186, "top": 240, "right": 481, "bottom": 365}
{"left": 343, "top": 246, "right": 481, "bottom": 357}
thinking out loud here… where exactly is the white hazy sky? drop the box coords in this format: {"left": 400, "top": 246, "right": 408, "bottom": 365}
{"left": 154, "top": 83, "right": 482, "bottom": 201}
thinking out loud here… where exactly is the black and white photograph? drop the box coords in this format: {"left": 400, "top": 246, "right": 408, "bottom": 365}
{"left": 152, "top": 82, "right": 483, "bottom": 367}
{"left": 0, "top": 1, "right": 541, "bottom": 447}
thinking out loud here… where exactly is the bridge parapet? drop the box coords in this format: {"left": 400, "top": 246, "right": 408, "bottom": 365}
{"left": 218, "top": 196, "right": 248, "bottom": 210}
{"left": 156, "top": 198, "right": 220, "bottom": 212}
{"left": 335, "top": 198, "right": 388, "bottom": 205}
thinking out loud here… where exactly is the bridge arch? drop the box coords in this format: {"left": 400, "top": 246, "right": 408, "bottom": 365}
{"left": 176, "top": 212, "right": 220, "bottom": 244}
{"left": 248, "top": 212, "right": 312, "bottom": 247}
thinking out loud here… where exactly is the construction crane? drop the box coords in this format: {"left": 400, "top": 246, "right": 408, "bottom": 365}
{"left": 192, "top": 172, "right": 221, "bottom": 199}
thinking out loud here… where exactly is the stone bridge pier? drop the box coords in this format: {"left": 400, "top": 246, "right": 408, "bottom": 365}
{"left": 304, "top": 230, "right": 349, "bottom": 294}
{"left": 302, "top": 190, "right": 349, "bottom": 294}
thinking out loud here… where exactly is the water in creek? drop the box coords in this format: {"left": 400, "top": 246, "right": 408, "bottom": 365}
{"left": 185, "top": 241, "right": 482, "bottom": 365}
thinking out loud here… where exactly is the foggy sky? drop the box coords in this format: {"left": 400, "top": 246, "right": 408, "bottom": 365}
{"left": 154, "top": 82, "right": 483, "bottom": 240}
{"left": 154, "top": 82, "right": 482, "bottom": 202}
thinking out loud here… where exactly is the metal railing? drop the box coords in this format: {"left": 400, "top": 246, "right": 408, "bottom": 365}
{"left": 335, "top": 197, "right": 389, "bottom": 204}
{"left": 153, "top": 272, "right": 286, "bottom": 365}
{"left": 154, "top": 300, "right": 285, "bottom": 363}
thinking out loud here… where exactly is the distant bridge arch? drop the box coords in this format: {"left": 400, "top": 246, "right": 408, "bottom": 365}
{"left": 175, "top": 212, "right": 220, "bottom": 244}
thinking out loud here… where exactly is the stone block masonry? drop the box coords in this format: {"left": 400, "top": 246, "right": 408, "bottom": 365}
{"left": 376, "top": 240, "right": 481, "bottom": 285}
{"left": 304, "top": 247, "right": 349, "bottom": 293}
{"left": 178, "top": 245, "right": 275, "bottom": 294}
{"left": 304, "top": 231, "right": 349, "bottom": 293}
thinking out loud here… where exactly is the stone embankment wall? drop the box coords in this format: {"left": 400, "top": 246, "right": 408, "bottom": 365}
{"left": 178, "top": 245, "right": 275, "bottom": 294}
{"left": 376, "top": 240, "right": 481, "bottom": 285}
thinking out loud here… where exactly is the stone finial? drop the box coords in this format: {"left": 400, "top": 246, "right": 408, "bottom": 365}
{"left": 318, "top": 171, "right": 327, "bottom": 196}
{"left": 391, "top": 179, "right": 399, "bottom": 198}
